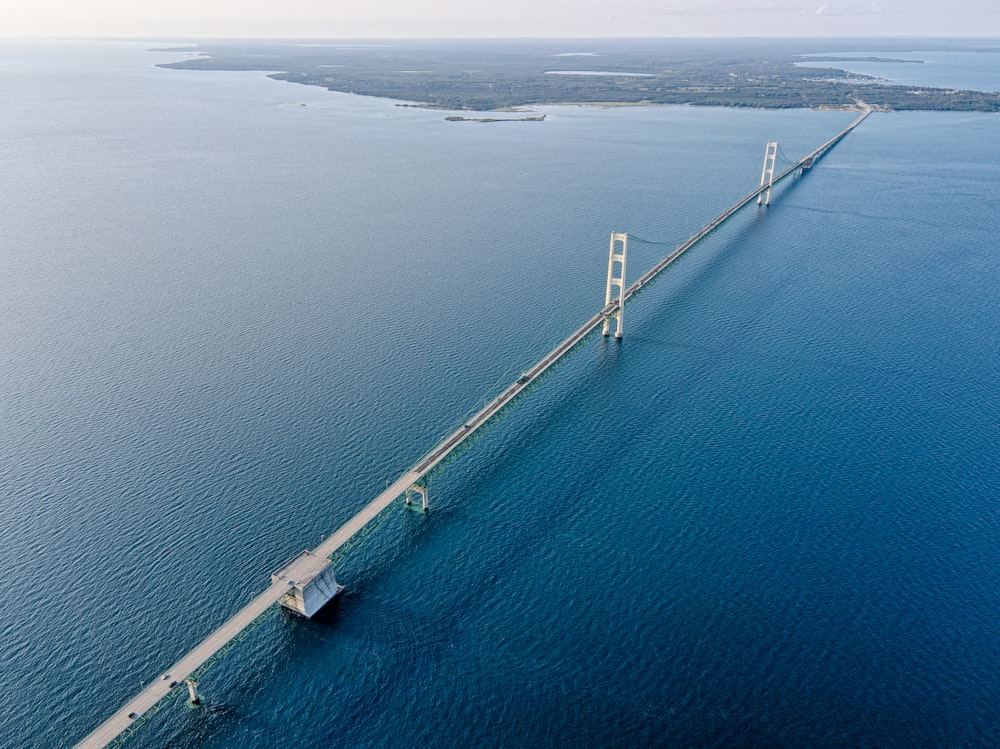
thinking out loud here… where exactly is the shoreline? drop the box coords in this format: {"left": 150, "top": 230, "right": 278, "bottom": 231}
{"left": 155, "top": 40, "right": 1000, "bottom": 114}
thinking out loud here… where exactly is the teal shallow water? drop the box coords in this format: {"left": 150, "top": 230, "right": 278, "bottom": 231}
{"left": 1, "top": 41, "right": 999, "bottom": 748}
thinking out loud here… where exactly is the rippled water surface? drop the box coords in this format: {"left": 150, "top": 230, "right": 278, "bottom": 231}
{"left": 1, "top": 40, "right": 999, "bottom": 749}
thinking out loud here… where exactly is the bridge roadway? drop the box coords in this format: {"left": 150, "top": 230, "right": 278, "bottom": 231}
{"left": 74, "top": 108, "right": 870, "bottom": 749}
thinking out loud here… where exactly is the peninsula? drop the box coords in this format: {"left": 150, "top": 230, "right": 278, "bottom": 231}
{"left": 158, "top": 39, "right": 1000, "bottom": 112}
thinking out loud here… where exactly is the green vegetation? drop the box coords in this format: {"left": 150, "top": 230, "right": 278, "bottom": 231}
{"left": 158, "top": 39, "right": 1000, "bottom": 112}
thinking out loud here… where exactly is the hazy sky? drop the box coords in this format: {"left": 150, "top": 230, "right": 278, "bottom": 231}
{"left": 4, "top": 0, "right": 999, "bottom": 38}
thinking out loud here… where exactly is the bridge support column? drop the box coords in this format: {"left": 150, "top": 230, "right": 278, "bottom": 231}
{"left": 185, "top": 678, "right": 201, "bottom": 707}
{"left": 757, "top": 141, "right": 778, "bottom": 205}
{"left": 405, "top": 484, "right": 428, "bottom": 513}
{"left": 602, "top": 232, "right": 628, "bottom": 339}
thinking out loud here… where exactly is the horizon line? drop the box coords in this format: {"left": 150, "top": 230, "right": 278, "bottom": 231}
{"left": 3, "top": 34, "right": 1000, "bottom": 42}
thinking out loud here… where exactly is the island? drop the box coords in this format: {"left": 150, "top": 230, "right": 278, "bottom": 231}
{"left": 444, "top": 114, "right": 546, "bottom": 123}
{"left": 157, "top": 39, "right": 1000, "bottom": 113}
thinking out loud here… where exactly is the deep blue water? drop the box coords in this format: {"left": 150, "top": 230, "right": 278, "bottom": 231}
{"left": 1, "top": 41, "right": 999, "bottom": 748}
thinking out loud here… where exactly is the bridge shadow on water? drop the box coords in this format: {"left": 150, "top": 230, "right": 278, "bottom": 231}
{"left": 625, "top": 209, "right": 777, "bottom": 340}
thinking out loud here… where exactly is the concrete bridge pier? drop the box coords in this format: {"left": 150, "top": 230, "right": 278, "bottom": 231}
{"left": 271, "top": 550, "right": 344, "bottom": 618}
{"left": 404, "top": 484, "right": 428, "bottom": 512}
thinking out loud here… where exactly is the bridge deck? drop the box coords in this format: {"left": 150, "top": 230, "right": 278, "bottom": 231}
{"left": 74, "top": 108, "right": 870, "bottom": 749}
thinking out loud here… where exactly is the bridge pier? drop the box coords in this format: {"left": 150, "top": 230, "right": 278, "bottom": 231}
{"left": 404, "top": 484, "right": 428, "bottom": 513}
{"left": 602, "top": 232, "right": 628, "bottom": 339}
{"left": 271, "top": 550, "right": 344, "bottom": 618}
{"left": 185, "top": 679, "right": 201, "bottom": 707}
{"left": 757, "top": 141, "right": 778, "bottom": 205}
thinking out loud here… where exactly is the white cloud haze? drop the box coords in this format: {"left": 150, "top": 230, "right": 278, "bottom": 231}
{"left": 2, "top": 0, "right": 997, "bottom": 37}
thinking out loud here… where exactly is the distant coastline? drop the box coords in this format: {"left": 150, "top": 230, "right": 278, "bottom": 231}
{"left": 156, "top": 40, "right": 1000, "bottom": 113}
{"left": 798, "top": 56, "right": 925, "bottom": 64}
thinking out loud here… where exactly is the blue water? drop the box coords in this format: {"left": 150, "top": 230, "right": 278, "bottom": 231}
{"left": 2, "top": 40, "right": 1000, "bottom": 748}
{"left": 797, "top": 45, "right": 1000, "bottom": 92}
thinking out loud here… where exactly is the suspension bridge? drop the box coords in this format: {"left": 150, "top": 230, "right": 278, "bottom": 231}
{"left": 74, "top": 108, "right": 870, "bottom": 749}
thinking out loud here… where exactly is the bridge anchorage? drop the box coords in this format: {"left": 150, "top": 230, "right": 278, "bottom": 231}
{"left": 271, "top": 549, "right": 345, "bottom": 618}
{"left": 74, "top": 108, "right": 871, "bottom": 749}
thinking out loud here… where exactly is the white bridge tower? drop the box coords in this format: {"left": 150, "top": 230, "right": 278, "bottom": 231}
{"left": 757, "top": 141, "right": 778, "bottom": 205}
{"left": 602, "top": 232, "right": 628, "bottom": 339}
